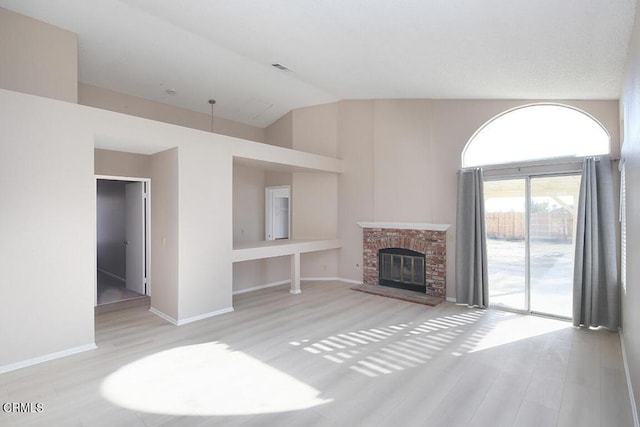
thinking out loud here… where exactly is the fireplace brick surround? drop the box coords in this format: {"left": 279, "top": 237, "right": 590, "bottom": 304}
{"left": 358, "top": 223, "right": 449, "bottom": 298}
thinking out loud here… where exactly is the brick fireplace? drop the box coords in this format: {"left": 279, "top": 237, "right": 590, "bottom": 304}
{"left": 358, "top": 222, "right": 449, "bottom": 298}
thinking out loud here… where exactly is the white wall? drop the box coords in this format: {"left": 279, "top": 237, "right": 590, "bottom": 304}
{"left": 232, "top": 164, "right": 292, "bottom": 292}
{"left": 373, "top": 100, "right": 433, "bottom": 221}
{"left": 0, "top": 91, "right": 95, "bottom": 369}
{"left": 337, "top": 100, "right": 375, "bottom": 282}
{"left": 292, "top": 103, "right": 338, "bottom": 157}
{"left": 80, "top": 83, "right": 265, "bottom": 143}
{"left": 292, "top": 173, "right": 339, "bottom": 277}
{"left": 96, "top": 180, "right": 126, "bottom": 279}
{"left": 233, "top": 164, "right": 265, "bottom": 243}
{"left": 95, "top": 149, "right": 151, "bottom": 178}
{"left": 265, "top": 111, "right": 293, "bottom": 149}
{"left": 620, "top": 3, "right": 640, "bottom": 415}
{"left": 177, "top": 142, "right": 234, "bottom": 319}
{"left": 0, "top": 7, "right": 77, "bottom": 103}
{"left": 150, "top": 148, "right": 179, "bottom": 320}
{"left": 292, "top": 103, "right": 340, "bottom": 278}
{"left": 232, "top": 257, "right": 291, "bottom": 293}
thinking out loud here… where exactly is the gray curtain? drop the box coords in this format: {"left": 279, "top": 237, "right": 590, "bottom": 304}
{"left": 573, "top": 157, "right": 619, "bottom": 330}
{"left": 455, "top": 168, "right": 489, "bottom": 307}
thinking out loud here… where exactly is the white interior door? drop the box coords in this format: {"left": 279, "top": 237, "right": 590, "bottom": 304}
{"left": 266, "top": 186, "right": 290, "bottom": 240}
{"left": 125, "top": 182, "right": 146, "bottom": 294}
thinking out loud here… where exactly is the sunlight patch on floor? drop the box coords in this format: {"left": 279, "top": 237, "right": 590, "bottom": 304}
{"left": 100, "top": 342, "right": 331, "bottom": 416}
{"left": 292, "top": 313, "right": 486, "bottom": 377}
{"left": 468, "top": 313, "right": 570, "bottom": 353}
{"left": 288, "top": 310, "right": 571, "bottom": 377}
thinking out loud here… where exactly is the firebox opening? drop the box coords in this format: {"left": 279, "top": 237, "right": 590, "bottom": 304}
{"left": 378, "top": 248, "right": 426, "bottom": 293}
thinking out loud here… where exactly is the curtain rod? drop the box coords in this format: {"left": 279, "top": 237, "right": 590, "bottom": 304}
{"left": 462, "top": 156, "right": 620, "bottom": 172}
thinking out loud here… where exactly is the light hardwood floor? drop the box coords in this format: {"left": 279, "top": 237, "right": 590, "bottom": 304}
{"left": 97, "top": 270, "right": 145, "bottom": 305}
{"left": 0, "top": 281, "right": 634, "bottom": 426}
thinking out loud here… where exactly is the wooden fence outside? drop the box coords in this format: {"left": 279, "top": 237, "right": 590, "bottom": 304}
{"left": 486, "top": 211, "right": 574, "bottom": 242}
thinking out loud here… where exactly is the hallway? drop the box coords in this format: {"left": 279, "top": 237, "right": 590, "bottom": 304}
{"left": 96, "top": 270, "right": 144, "bottom": 306}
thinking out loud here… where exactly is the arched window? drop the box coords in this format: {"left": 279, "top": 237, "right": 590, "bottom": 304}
{"left": 462, "top": 104, "right": 610, "bottom": 168}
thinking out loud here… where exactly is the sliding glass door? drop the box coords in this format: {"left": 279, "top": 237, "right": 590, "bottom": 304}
{"left": 484, "top": 179, "right": 527, "bottom": 311}
{"left": 484, "top": 174, "right": 581, "bottom": 318}
{"left": 529, "top": 175, "right": 581, "bottom": 317}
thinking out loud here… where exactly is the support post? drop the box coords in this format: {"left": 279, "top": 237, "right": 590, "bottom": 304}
{"left": 290, "top": 252, "right": 301, "bottom": 294}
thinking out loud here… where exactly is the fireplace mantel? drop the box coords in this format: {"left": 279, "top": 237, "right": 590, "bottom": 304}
{"left": 357, "top": 222, "right": 450, "bottom": 232}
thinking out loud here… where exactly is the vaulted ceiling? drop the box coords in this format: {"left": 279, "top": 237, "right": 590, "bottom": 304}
{"left": 1, "top": 0, "right": 636, "bottom": 127}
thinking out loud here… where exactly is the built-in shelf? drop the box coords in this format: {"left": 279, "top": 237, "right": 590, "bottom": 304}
{"left": 232, "top": 239, "right": 341, "bottom": 262}
{"left": 232, "top": 238, "right": 341, "bottom": 261}
{"left": 232, "top": 239, "right": 341, "bottom": 294}
{"left": 357, "top": 222, "right": 450, "bottom": 232}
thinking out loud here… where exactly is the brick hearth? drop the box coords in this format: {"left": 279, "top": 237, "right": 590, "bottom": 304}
{"left": 358, "top": 223, "right": 448, "bottom": 298}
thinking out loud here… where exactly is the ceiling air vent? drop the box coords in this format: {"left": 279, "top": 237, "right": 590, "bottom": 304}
{"left": 271, "top": 63, "right": 292, "bottom": 72}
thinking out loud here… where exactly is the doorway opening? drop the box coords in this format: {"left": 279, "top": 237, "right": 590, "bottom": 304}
{"left": 96, "top": 176, "right": 150, "bottom": 307}
{"left": 265, "top": 185, "right": 290, "bottom": 240}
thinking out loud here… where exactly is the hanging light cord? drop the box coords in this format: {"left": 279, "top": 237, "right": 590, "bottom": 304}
{"left": 208, "top": 99, "right": 216, "bottom": 133}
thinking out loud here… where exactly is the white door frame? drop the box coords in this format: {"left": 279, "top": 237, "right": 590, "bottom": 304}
{"left": 265, "top": 185, "right": 291, "bottom": 241}
{"left": 95, "top": 175, "right": 151, "bottom": 306}
{"left": 125, "top": 181, "right": 146, "bottom": 295}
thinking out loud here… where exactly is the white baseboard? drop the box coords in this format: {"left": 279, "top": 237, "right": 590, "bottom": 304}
{"left": 0, "top": 343, "right": 97, "bottom": 374}
{"left": 150, "top": 306, "right": 234, "bottom": 326}
{"left": 233, "top": 280, "right": 290, "bottom": 295}
{"left": 233, "top": 277, "right": 361, "bottom": 296}
{"left": 302, "top": 276, "right": 338, "bottom": 282}
{"left": 446, "top": 296, "right": 457, "bottom": 303}
{"left": 302, "top": 277, "right": 362, "bottom": 284}
{"left": 149, "top": 307, "right": 179, "bottom": 325}
{"left": 620, "top": 328, "right": 639, "bottom": 427}
{"left": 176, "top": 307, "right": 234, "bottom": 326}
{"left": 97, "top": 268, "right": 125, "bottom": 283}
{"left": 340, "top": 278, "right": 364, "bottom": 285}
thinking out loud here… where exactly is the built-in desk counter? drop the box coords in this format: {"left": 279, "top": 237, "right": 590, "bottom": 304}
{"left": 232, "top": 239, "right": 341, "bottom": 293}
